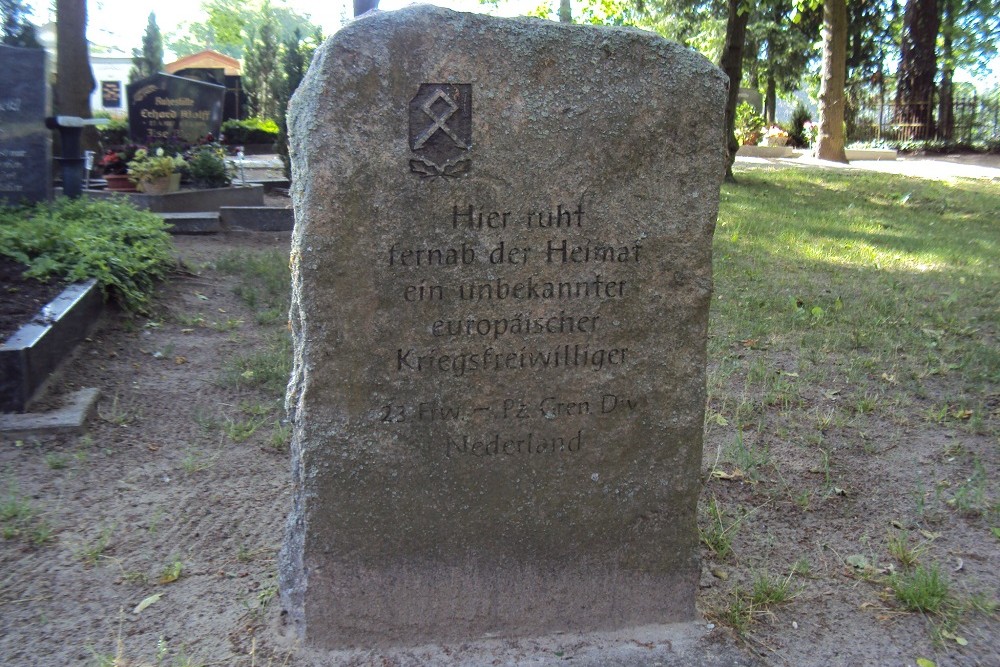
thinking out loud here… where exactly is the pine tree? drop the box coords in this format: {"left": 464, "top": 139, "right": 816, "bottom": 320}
{"left": 129, "top": 12, "right": 164, "bottom": 83}
{"left": 243, "top": 4, "right": 284, "bottom": 120}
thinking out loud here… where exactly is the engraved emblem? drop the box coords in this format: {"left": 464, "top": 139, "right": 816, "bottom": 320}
{"left": 409, "top": 83, "right": 471, "bottom": 179}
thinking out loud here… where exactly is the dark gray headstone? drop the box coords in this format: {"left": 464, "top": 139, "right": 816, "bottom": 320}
{"left": 126, "top": 73, "right": 225, "bottom": 144}
{"left": 0, "top": 45, "right": 51, "bottom": 206}
{"left": 281, "top": 6, "right": 727, "bottom": 651}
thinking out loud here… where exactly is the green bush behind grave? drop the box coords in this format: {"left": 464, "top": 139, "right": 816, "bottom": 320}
{"left": 221, "top": 117, "right": 280, "bottom": 145}
{"left": 0, "top": 197, "right": 174, "bottom": 312}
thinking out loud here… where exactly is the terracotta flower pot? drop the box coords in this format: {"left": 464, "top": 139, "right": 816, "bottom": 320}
{"left": 104, "top": 173, "right": 137, "bottom": 192}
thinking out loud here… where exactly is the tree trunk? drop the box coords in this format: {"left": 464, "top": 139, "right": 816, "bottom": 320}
{"left": 937, "top": 0, "right": 954, "bottom": 141}
{"left": 765, "top": 73, "right": 776, "bottom": 125}
{"left": 895, "top": 0, "right": 939, "bottom": 140}
{"left": 817, "top": 0, "right": 848, "bottom": 163}
{"left": 55, "top": 0, "right": 94, "bottom": 118}
{"left": 55, "top": 0, "right": 97, "bottom": 150}
{"left": 720, "top": 0, "right": 749, "bottom": 183}
{"left": 559, "top": 0, "right": 572, "bottom": 23}
{"left": 353, "top": 0, "right": 379, "bottom": 17}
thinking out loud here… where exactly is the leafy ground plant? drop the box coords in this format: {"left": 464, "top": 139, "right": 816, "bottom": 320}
{"left": 0, "top": 197, "right": 173, "bottom": 311}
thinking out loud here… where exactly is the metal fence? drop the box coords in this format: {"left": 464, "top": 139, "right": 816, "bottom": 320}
{"left": 851, "top": 94, "right": 1000, "bottom": 144}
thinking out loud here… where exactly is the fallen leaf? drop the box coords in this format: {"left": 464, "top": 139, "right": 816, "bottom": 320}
{"left": 780, "top": 371, "right": 799, "bottom": 378}
{"left": 713, "top": 414, "right": 729, "bottom": 426}
{"left": 919, "top": 530, "right": 941, "bottom": 541}
{"left": 880, "top": 373, "right": 897, "bottom": 385}
{"left": 846, "top": 555, "right": 869, "bottom": 570}
{"left": 711, "top": 568, "right": 729, "bottom": 580}
{"left": 916, "top": 658, "right": 936, "bottom": 667}
{"left": 890, "top": 520, "right": 904, "bottom": 529}
{"left": 195, "top": 293, "right": 209, "bottom": 301}
{"left": 174, "top": 356, "right": 187, "bottom": 365}
{"left": 941, "top": 630, "right": 967, "bottom": 646}
{"left": 833, "top": 487, "right": 848, "bottom": 496}
{"left": 146, "top": 444, "right": 160, "bottom": 452}
{"left": 133, "top": 592, "right": 162, "bottom": 614}
{"left": 711, "top": 469, "right": 744, "bottom": 481}
{"left": 180, "top": 328, "right": 194, "bottom": 334}
{"left": 217, "top": 308, "right": 227, "bottom": 313}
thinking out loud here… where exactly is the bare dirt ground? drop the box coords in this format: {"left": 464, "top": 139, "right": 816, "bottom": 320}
{"left": 1, "top": 158, "right": 997, "bottom": 666}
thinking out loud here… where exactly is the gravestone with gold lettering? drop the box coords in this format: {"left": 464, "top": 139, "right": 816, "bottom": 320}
{"left": 126, "top": 73, "right": 224, "bottom": 144}
{"left": 281, "top": 6, "right": 727, "bottom": 650}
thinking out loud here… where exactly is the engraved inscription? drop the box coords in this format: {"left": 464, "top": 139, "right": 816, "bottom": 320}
{"left": 378, "top": 194, "right": 646, "bottom": 456}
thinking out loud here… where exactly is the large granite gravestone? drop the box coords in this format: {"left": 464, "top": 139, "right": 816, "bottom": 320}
{"left": 282, "top": 6, "right": 727, "bottom": 650}
{"left": 0, "top": 45, "right": 50, "bottom": 206}
{"left": 126, "top": 73, "right": 224, "bottom": 144}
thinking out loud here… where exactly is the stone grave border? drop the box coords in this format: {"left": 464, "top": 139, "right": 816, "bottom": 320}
{"left": 82, "top": 184, "right": 265, "bottom": 212}
{"left": 1, "top": 279, "right": 103, "bottom": 414}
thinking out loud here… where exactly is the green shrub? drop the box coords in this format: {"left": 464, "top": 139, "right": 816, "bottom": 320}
{"left": 788, "top": 102, "right": 811, "bottom": 148}
{"left": 95, "top": 112, "right": 129, "bottom": 147}
{"left": 0, "top": 197, "right": 173, "bottom": 312}
{"left": 186, "top": 143, "right": 232, "bottom": 188}
{"left": 221, "top": 117, "right": 280, "bottom": 145}
{"left": 735, "top": 101, "right": 765, "bottom": 146}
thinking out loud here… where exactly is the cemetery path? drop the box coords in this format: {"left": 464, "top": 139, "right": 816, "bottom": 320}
{"left": 1, "top": 227, "right": 996, "bottom": 666}
{"left": 736, "top": 151, "right": 1000, "bottom": 181}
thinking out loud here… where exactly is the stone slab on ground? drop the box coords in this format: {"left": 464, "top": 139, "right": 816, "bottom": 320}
{"left": 279, "top": 622, "right": 762, "bottom": 667}
{"left": 159, "top": 211, "right": 222, "bottom": 234}
{"left": 0, "top": 387, "right": 100, "bottom": 437}
{"left": 736, "top": 145, "right": 794, "bottom": 158}
{"left": 220, "top": 206, "right": 294, "bottom": 231}
{"left": 282, "top": 5, "right": 727, "bottom": 650}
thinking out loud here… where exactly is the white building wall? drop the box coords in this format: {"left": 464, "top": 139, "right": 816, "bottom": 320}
{"left": 91, "top": 56, "right": 132, "bottom": 118}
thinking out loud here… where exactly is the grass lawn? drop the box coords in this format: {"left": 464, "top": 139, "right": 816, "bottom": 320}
{"left": 701, "top": 166, "right": 998, "bottom": 658}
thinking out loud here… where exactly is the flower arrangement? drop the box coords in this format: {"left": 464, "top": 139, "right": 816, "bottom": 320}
{"left": 127, "top": 148, "right": 187, "bottom": 187}
{"left": 803, "top": 121, "right": 820, "bottom": 147}
{"left": 100, "top": 146, "right": 140, "bottom": 175}
{"left": 762, "top": 125, "right": 790, "bottom": 147}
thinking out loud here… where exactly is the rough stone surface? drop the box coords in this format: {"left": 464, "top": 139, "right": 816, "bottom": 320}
{"left": 0, "top": 45, "right": 51, "bottom": 206}
{"left": 282, "top": 6, "right": 727, "bottom": 650}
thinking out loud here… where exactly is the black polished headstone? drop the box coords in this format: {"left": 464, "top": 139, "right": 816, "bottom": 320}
{"left": 127, "top": 73, "right": 225, "bottom": 144}
{"left": 0, "top": 45, "right": 51, "bottom": 206}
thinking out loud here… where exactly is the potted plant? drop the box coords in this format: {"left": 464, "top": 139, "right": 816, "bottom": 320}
{"left": 100, "top": 148, "right": 138, "bottom": 192}
{"left": 761, "top": 125, "right": 790, "bottom": 147}
{"left": 128, "top": 148, "right": 186, "bottom": 195}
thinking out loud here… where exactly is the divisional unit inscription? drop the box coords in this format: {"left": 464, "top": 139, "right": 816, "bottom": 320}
{"left": 378, "top": 191, "right": 645, "bottom": 459}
